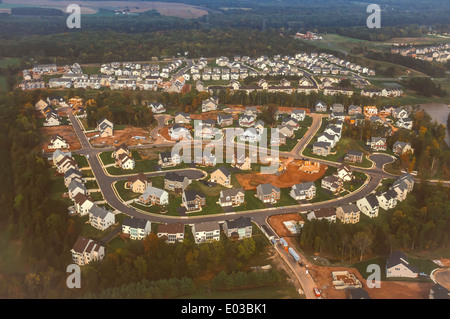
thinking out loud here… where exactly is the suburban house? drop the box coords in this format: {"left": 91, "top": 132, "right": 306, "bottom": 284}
{"left": 217, "top": 114, "right": 234, "bottom": 127}
{"left": 348, "top": 105, "right": 362, "bottom": 115}
{"left": 97, "top": 118, "right": 114, "bottom": 137}
{"left": 312, "top": 141, "right": 331, "bottom": 156}
{"left": 331, "top": 103, "right": 345, "bottom": 113}
{"left": 71, "top": 236, "right": 105, "bottom": 266}
{"left": 386, "top": 251, "right": 419, "bottom": 278}
{"left": 277, "top": 124, "right": 295, "bottom": 138}
{"left": 393, "top": 172, "right": 414, "bottom": 193}
{"left": 281, "top": 117, "right": 299, "bottom": 130}
{"left": 240, "top": 127, "right": 261, "bottom": 143}
{"left": 182, "top": 190, "right": 206, "bottom": 212}
{"left": 391, "top": 182, "right": 409, "bottom": 202}
{"left": 68, "top": 180, "right": 88, "bottom": 199}
{"left": 344, "top": 150, "right": 363, "bottom": 163}
{"left": 122, "top": 217, "right": 151, "bottom": 240}
{"left": 157, "top": 222, "right": 185, "bottom": 243}
{"left": 164, "top": 172, "right": 191, "bottom": 192}
{"left": 321, "top": 175, "right": 343, "bottom": 194}
{"left": 396, "top": 118, "right": 413, "bottom": 130}
{"left": 376, "top": 189, "right": 398, "bottom": 210}
{"left": 392, "top": 107, "right": 409, "bottom": 119}
{"left": 202, "top": 96, "right": 219, "bottom": 112}
{"left": 336, "top": 203, "right": 360, "bottom": 224}
{"left": 210, "top": 166, "right": 232, "bottom": 187}
{"left": 174, "top": 112, "right": 191, "bottom": 124}
{"left": 148, "top": 102, "right": 166, "bottom": 114}
{"left": 290, "top": 182, "right": 316, "bottom": 200}
{"left": 113, "top": 143, "right": 130, "bottom": 160}
{"left": 256, "top": 183, "right": 281, "bottom": 204}
{"left": 219, "top": 188, "right": 245, "bottom": 207}
{"left": 330, "top": 112, "right": 346, "bottom": 121}
{"left": 192, "top": 221, "right": 221, "bottom": 244}
{"left": 88, "top": 204, "right": 115, "bottom": 231}
{"left": 73, "top": 193, "right": 94, "bottom": 216}
{"left": 56, "top": 156, "right": 78, "bottom": 174}
{"left": 334, "top": 164, "right": 353, "bottom": 182}
{"left": 48, "top": 134, "right": 69, "bottom": 149}
{"left": 169, "top": 124, "right": 191, "bottom": 140}
{"left": 35, "top": 99, "right": 49, "bottom": 112}
{"left": 356, "top": 194, "right": 380, "bottom": 218}
{"left": 291, "top": 109, "right": 306, "bottom": 121}
{"left": 53, "top": 149, "right": 72, "bottom": 166}
{"left": 315, "top": 100, "right": 327, "bottom": 112}
{"left": 159, "top": 151, "right": 181, "bottom": 168}
{"left": 306, "top": 207, "right": 336, "bottom": 223}
{"left": 364, "top": 106, "right": 378, "bottom": 116}
{"left": 116, "top": 153, "right": 135, "bottom": 170}
{"left": 125, "top": 173, "right": 151, "bottom": 193}
{"left": 231, "top": 154, "right": 251, "bottom": 170}
{"left": 239, "top": 114, "right": 256, "bottom": 127}
{"left": 64, "top": 168, "right": 83, "bottom": 187}
{"left": 195, "top": 154, "right": 216, "bottom": 167}
{"left": 223, "top": 217, "right": 253, "bottom": 240}
{"left": 368, "top": 137, "right": 387, "bottom": 151}
{"left": 44, "top": 111, "right": 61, "bottom": 127}
{"left": 317, "top": 132, "right": 338, "bottom": 148}
{"left": 393, "top": 141, "right": 413, "bottom": 156}
{"left": 138, "top": 186, "right": 169, "bottom": 206}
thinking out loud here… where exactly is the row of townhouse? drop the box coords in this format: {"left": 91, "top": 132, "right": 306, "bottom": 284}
{"left": 306, "top": 172, "right": 414, "bottom": 224}
{"left": 312, "top": 119, "right": 343, "bottom": 157}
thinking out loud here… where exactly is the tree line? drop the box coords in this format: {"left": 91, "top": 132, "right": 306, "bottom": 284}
{"left": 297, "top": 183, "right": 450, "bottom": 261}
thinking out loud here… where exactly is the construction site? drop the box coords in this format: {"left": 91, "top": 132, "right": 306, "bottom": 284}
{"left": 236, "top": 158, "right": 327, "bottom": 190}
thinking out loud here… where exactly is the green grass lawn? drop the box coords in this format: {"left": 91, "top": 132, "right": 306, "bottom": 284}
{"left": 73, "top": 154, "right": 89, "bottom": 168}
{"left": 233, "top": 190, "right": 266, "bottom": 212}
{"left": 89, "top": 191, "right": 104, "bottom": 202}
{"left": 99, "top": 151, "right": 115, "bottom": 165}
{"left": 85, "top": 180, "right": 99, "bottom": 189}
{"left": 114, "top": 180, "right": 141, "bottom": 201}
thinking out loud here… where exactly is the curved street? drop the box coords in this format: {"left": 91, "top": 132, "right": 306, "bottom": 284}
{"left": 66, "top": 108, "right": 396, "bottom": 226}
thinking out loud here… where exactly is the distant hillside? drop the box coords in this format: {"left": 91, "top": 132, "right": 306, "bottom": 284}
{"left": 11, "top": 7, "right": 65, "bottom": 16}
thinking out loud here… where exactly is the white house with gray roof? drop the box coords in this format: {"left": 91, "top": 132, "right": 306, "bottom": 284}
{"left": 88, "top": 204, "right": 115, "bottom": 231}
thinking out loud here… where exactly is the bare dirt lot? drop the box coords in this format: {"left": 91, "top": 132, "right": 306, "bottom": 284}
{"left": 225, "top": 105, "right": 311, "bottom": 115}
{"left": 191, "top": 111, "right": 238, "bottom": 121}
{"left": 268, "top": 213, "right": 435, "bottom": 299}
{"left": 86, "top": 126, "right": 153, "bottom": 147}
{"left": 236, "top": 159, "right": 327, "bottom": 190}
{"left": 39, "top": 125, "right": 81, "bottom": 152}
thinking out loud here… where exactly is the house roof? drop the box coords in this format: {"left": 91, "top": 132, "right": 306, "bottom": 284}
{"left": 213, "top": 166, "right": 231, "bottom": 178}
{"left": 313, "top": 207, "right": 336, "bottom": 218}
{"left": 220, "top": 188, "right": 245, "bottom": 198}
{"left": 122, "top": 216, "right": 149, "bottom": 230}
{"left": 127, "top": 172, "right": 147, "bottom": 184}
{"left": 142, "top": 186, "right": 166, "bottom": 199}
{"left": 194, "top": 221, "right": 220, "bottom": 232}
{"left": 313, "top": 141, "right": 331, "bottom": 149}
{"left": 365, "top": 194, "right": 379, "bottom": 208}
{"left": 165, "top": 172, "right": 187, "bottom": 183}
{"left": 183, "top": 190, "right": 206, "bottom": 202}
{"left": 225, "top": 216, "right": 252, "bottom": 229}
{"left": 386, "top": 251, "right": 419, "bottom": 273}
{"left": 158, "top": 222, "right": 184, "bottom": 234}
{"left": 257, "top": 183, "right": 280, "bottom": 195}
{"left": 89, "top": 204, "right": 112, "bottom": 219}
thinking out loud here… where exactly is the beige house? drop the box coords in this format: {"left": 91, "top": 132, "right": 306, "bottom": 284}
{"left": 113, "top": 143, "right": 130, "bottom": 160}
{"left": 210, "top": 166, "right": 231, "bottom": 187}
{"left": 336, "top": 204, "right": 360, "bottom": 224}
{"left": 386, "top": 251, "right": 419, "bottom": 278}
{"left": 126, "top": 173, "right": 151, "bottom": 193}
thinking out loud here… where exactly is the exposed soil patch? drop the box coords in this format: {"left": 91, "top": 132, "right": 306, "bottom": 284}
{"left": 39, "top": 125, "right": 81, "bottom": 152}
{"left": 236, "top": 160, "right": 327, "bottom": 190}
{"left": 86, "top": 126, "right": 153, "bottom": 147}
